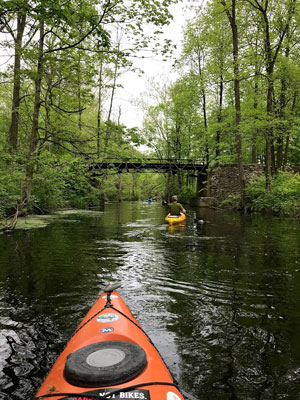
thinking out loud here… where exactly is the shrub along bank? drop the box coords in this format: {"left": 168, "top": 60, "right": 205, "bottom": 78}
{"left": 0, "top": 157, "right": 167, "bottom": 219}
{"left": 221, "top": 171, "right": 300, "bottom": 217}
{"left": 1, "top": 157, "right": 299, "bottom": 221}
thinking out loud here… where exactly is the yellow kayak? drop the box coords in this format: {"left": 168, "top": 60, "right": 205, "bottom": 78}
{"left": 165, "top": 213, "right": 186, "bottom": 225}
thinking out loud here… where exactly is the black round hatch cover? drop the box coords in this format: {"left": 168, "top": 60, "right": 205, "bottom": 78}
{"left": 64, "top": 340, "right": 147, "bottom": 387}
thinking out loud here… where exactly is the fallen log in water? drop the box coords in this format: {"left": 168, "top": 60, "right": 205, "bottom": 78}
{"left": 0, "top": 205, "right": 19, "bottom": 233}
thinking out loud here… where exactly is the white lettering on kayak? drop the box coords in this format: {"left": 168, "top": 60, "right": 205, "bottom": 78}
{"left": 96, "top": 313, "right": 119, "bottom": 323}
{"left": 96, "top": 389, "right": 150, "bottom": 399}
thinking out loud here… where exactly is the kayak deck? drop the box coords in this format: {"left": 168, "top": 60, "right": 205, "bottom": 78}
{"left": 36, "top": 284, "right": 184, "bottom": 400}
{"left": 165, "top": 213, "right": 186, "bottom": 225}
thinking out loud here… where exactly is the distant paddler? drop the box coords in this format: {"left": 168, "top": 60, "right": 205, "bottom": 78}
{"left": 167, "top": 195, "right": 186, "bottom": 216}
{"left": 164, "top": 195, "right": 186, "bottom": 225}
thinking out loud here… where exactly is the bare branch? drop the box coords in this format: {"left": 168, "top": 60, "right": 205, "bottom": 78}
{"left": 220, "top": 0, "right": 232, "bottom": 23}
{"left": 2, "top": 16, "right": 16, "bottom": 41}
{"left": 272, "top": 0, "right": 297, "bottom": 63}
{"left": 244, "top": 0, "right": 264, "bottom": 12}
{"left": 46, "top": 102, "right": 86, "bottom": 114}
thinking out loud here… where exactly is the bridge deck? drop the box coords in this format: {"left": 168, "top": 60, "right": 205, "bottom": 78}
{"left": 89, "top": 160, "right": 208, "bottom": 174}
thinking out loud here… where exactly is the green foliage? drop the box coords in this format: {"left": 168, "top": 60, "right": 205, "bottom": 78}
{"left": 0, "top": 159, "right": 24, "bottom": 218}
{"left": 220, "top": 194, "right": 241, "bottom": 210}
{"left": 59, "top": 162, "right": 98, "bottom": 209}
{"left": 177, "top": 185, "right": 196, "bottom": 204}
{"left": 143, "top": 0, "right": 300, "bottom": 181}
{"left": 245, "top": 172, "right": 300, "bottom": 215}
{"left": 0, "top": 0, "right": 178, "bottom": 217}
{"left": 219, "top": 172, "right": 300, "bottom": 216}
{"left": 31, "top": 172, "right": 65, "bottom": 213}
{"left": 160, "top": 172, "right": 196, "bottom": 204}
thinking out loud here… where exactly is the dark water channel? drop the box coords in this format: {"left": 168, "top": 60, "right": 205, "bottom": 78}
{"left": 1, "top": 202, "right": 300, "bottom": 400}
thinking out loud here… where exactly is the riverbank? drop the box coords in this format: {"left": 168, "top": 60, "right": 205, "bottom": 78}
{"left": 219, "top": 171, "right": 300, "bottom": 217}
{"left": 0, "top": 209, "right": 104, "bottom": 233}
{"left": 1, "top": 171, "right": 299, "bottom": 233}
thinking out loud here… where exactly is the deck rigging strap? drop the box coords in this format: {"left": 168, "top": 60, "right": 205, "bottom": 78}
{"left": 37, "top": 381, "right": 183, "bottom": 399}
{"left": 107, "top": 304, "right": 180, "bottom": 386}
{"left": 71, "top": 299, "right": 148, "bottom": 339}
{"left": 64, "top": 294, "right": 180, "bottom": 393}
{"left": 70, "top": 306, "right": 107, "bottom": 338}
{"left": 70, "top": 301, "right": 180, "bottom": 388}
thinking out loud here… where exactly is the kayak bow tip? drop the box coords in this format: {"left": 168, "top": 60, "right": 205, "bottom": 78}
{"left": 104, "top": 282, "right": 121, "bottom": 293}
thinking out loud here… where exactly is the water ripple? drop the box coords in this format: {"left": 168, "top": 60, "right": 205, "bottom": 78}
{"left": 1, "top": 204, "right": 300, "bottom": 399}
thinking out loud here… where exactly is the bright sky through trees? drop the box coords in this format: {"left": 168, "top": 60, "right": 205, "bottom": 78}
{"left": 116, "top": 3, "right": 189, "bottom": 128}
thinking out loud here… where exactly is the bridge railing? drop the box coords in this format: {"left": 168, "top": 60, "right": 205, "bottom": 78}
{"left": 88, "top": 158, "right": 208, "bottom": 174}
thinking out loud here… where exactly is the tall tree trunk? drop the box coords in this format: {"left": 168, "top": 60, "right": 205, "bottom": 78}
{"left": 42, "top": 76, "right": 52, "bottom": 153}
{"left": 97, "top": 62, "right": 103, "bottom": 158}
{"left": 78, "top": 84, "right": 82, "bottom": 132}
{"left": 77, "top": 56, "right": 82, "bottom": 132}
{"left": 20, "top": 20, "right": 44, "bottom": 213}
{"left": 247, "top": 0, "right": 296, "bottom": 190}
{"left": 132, "top": 173, "right": 137, "bottom": 200}
{"left": 252, "top": 34, "right": 259, "bottom": 163}
{"left": 253, "top": 0, "right": 276, "bottom": 190}
{"left": 8, "top": 12, "right": 26, "bottom": 153}
{"left": 277, "top": 79, "right": 286, "bottom": 170}
{"left": 252, "top": 76, "right": 258, "bottom": 163}
{"left": 117, "top": 105, "right": 122, "bottom": 126}
{"left": 118, "top": 174, "right": 122, "bottom": 202}
{"left": 277, "top": 35, "right": 290, "bottom": 170}
{"left": 266, "top": 76, "right": 275, "bottom": 183}
{"left": 104, "top": 50, "right": 119, "bottom": 154}
{"left": 216, "top": 72, "right": 223, "bottom": 161}
{"left": 202, "top": 90, "right": 209, "bottom": 164}
{"left": 265, "top": 15, "right": 275, "bottom": 189}
{"left": 283, "top": 89, "right": 297, "bottom": 166}
{"left": 197, "top": 47, "right": 209, "bottom": 164}
{"left": 233, "top": 24, "right": 245, "bottom": 210}
{"left": 222, "top": 0, "right": 245, "bottom": 210}
{"left": 107, "top": 60, "right": 117, "bottom": 122}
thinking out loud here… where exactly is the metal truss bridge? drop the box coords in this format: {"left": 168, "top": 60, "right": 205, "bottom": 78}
{"left": 88, "top": 158, "right": 208, "bottom": 175}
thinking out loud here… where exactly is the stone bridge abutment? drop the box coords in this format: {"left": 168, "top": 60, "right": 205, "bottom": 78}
{"left": 195, "top": 164, "right": 264, "bottom": 207}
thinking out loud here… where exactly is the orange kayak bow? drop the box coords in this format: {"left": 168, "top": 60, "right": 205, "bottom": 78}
{"left": 36, "top": 283, "right": 184, "bottom": 400}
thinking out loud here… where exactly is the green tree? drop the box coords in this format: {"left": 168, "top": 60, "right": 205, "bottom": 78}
{"left": 0, "top": 0, "right": 177, "bottom": 216}
{"left": 220, "top": 0, "right": 245, "bottom": 209}
{"left": 244, "top": 0, "right": 297, "bottom": 190}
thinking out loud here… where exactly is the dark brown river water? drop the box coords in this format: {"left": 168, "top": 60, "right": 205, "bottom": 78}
{"left": 1, "top": 202, "right": 300, "bottom": 400}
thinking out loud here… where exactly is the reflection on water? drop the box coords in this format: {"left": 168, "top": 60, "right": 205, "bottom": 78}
{"left": 1, "top": 202, "right": 300, "bottom": 399}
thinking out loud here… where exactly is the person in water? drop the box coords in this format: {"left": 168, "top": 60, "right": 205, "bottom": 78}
{"left": 168, "top": 195, "right": 186, "bottom": 215}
